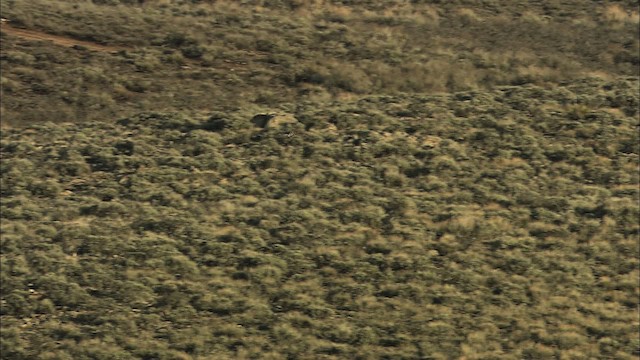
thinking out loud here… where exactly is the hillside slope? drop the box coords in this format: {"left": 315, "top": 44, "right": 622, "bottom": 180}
{"left": 1, "top": 0, "right": 639, "bottom": 126}
{"left": 1, "top": 78, "right": 638, "bottom": 359}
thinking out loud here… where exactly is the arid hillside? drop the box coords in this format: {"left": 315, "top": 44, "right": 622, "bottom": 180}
{"left": 1, "top": 0, "right": 638, "bottom": 126}
{"left": 1, "top": 78, "right": 639, "bottom": 358}
{"left": 1, "top": 1, "right": 639, "bottom": 359}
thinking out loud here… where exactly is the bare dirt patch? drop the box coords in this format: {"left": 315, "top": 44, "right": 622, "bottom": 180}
{"left": 0, "top": 23, "right": 127, "bottom": 53}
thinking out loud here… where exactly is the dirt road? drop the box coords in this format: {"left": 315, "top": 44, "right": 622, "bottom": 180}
{"left": 0, "top": 23, "right": 127, "bottom": 52}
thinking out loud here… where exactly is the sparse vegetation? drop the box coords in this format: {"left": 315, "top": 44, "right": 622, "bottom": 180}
{"left": 1, "top": 0, "right": 639, "bottom": 126}
{"left": 1, "top": 0, "right": 639, "bottom": 359}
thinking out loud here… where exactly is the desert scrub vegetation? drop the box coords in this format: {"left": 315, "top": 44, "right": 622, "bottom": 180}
{"left": 1, "top": 0, "right": 638, "bottom": 126}
{"left": 1, "top": 78, "right": 638, "bottom": 358}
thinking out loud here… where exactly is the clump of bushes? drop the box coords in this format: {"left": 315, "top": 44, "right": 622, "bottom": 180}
{"left": 0, "top": 48, "right": 638, "bottom": 360}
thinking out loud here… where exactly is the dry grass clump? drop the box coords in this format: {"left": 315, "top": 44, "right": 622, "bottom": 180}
{"left": 456, "top": 7, "right": 482, "bottom": 24}
{"left": 603, "top": 4, "right": 640, "bottom": 25}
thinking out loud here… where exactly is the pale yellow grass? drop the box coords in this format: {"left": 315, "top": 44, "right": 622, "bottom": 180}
{"left": 603, "top": 4, "right": 640, "bottom": 24}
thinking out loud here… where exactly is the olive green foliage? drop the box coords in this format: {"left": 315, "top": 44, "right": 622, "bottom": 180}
{"left": 1, "top": 0, "right": 639, "bottom": 126}
{"left": 1, "top": 79, "right": 639, "bottom": 358}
